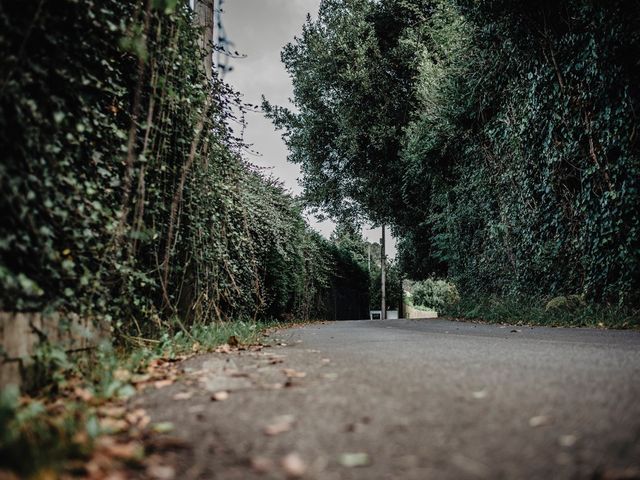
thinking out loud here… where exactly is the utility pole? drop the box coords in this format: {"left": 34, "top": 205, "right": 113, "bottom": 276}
{"left": 381, "top": 224, "right": 386, "bottom": 320}
{"left": 195, "top": 0, "right": 214, "bottom": 79}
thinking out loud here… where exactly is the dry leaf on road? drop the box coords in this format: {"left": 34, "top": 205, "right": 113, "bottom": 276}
{"left": 264, "top": 415, "right": 296, "bottom": 436}
{"left": 211, "top": 391, "right": 229, "bottom": 401}
{"left": 95, "top": 437, "right": 144, "bottom": 461}
{"left": 251, "top": 456, "right": 274, "bottom": 473}
{"left": 282, "top": 368, "right": 306, "bottom": 378}
{"left": 472, "top": 390, "right": 488, "bottom": 399}
{"left": 99, "top": 417, "right": 129, "bottom": 433}
{"left": 147, "top": 464, "right": 176, "bottom": 480}
{"left": 154, "top": 379, "right": 174, "bottom": 389}
{"left": 559, "top": 434, "right": 577, "bottom": 447}
{"left": 281, "top": 453, "right": 306, "bottom": 478}
{"left": 98, "top": 406, "right": 127, "bottom": 418}
{"left": 215, "top": 344, "right": 232, "bottom": 354}
{"left": 152, "top": 422, "right": 175, "bottom": 433}
{"left": 172, "top": 392, "right": 193, "bottom": 400}
{"left": 339, "top": 452, "right": 370, "bottom": 468}
{"left": 529, "top": 415, "right": 552, "bottom": 427}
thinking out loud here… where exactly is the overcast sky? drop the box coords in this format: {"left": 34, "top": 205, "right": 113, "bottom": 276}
{"left": 221, "top": 0, "right": 397, "bottom": 257}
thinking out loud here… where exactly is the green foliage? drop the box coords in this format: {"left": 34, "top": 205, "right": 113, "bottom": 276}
{"left": 0, "top": 320, "right": 275, "bottom": 477}
{"left": 412, "top": 278, "right": 460, "bottom": 310}
{"left": 399, "top": 0, "right": 640, "bottom": 306}
{"left": 444, "top": 296, "right": 639, "bottom": 329}
{"left": 0, "top": 0, "right": 364, "bottom": 333}
{"left": 264, "top": 0, "right": 432, "bottom": 225}
{"left": 545, "top": 295, "right": 586, "bottom": 313}
{"left": 269, "top": 0, "right": 640, "bottom": 309}
{"left": 369, "top": 264, "right": 403, "bottom": 311}
{"left": 0, "top": 385, "right": 90, "bottom": 475}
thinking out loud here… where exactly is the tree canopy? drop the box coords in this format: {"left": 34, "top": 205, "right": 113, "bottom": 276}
{"left": 266, "top": 0, "right": 640, "bottom": 306}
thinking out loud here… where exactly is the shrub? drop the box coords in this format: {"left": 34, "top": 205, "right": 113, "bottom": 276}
{"left": 412, "top": 279, "right": 460, "bottom": 310}
{"left": 545, "top": 295, "right": 586, "bottom": 313}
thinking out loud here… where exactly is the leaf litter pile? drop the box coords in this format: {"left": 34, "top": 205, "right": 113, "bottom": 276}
{"left": 0, "top": 331, "right": 275, "bottom": 480}
{"left": 1, "top": 322, "right": 370, "bottom": 479}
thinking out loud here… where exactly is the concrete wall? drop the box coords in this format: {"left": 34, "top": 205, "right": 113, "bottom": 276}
{"left": 403, "top": 303, "right": 438, "bottom": 319}
{"left": 0, "top": 312, "right": 110, "bottom": 389}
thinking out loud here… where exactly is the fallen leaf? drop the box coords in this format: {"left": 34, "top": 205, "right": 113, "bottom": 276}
{"left": 125, "top": 408, "right": 149, "bottom": 427}
{"left": 99, "top": 417, "right": 129, "bottom": 433}
{"left": 559, "top": 434, "right": 577, "bottom": 447}
{"left": 264, "top": 415, "right": 296, "bottom": 436}
{"left": 251, "top": 456, "right": 274, "bottom": 474}
{"left": 74, "top": 387, "right": 94, "bottom": 402}
{"left": 215, "top": 344, "right": 231, "bottom": 354}
{"left": 211, "top": 391, "right": 229, "bottom": 401}
{"left": 263, "top": 382, "right": 285, "bottom": 390}
{"left": 154, "top": 379, "right": 174, "bottom": 389}
{"left": 149, "top": 358, "right": 165, "bottom": 368}
{"left": 339, "top": 452, "right": 370, "bottom": 468}
{"left": 284, "top": 378, "right": 304, "bottom": 388}
{"left": 147, "top": 464, "right": 176, "bottom": 480}
{"left": 281, "top": 453, "right": 306, "bottom": 478}
{"left": 172, "top": 391, "right": 193, "bottom": 400}
{"left": 529, "top": 415, "right": 552, "bottom": 427}
{"left": 472, "top": 390, "right": 488, "bottom": 399}
{"left": 98, "top": 406, "right": 127, "bottom": 418}
{"left": 96, "top": 437, "right": 144, "bottom": 461}
{"left": 131, "top": 373, "right": 152, "bottom": 384}
{"left": 113, "top": 368, "right": 131, "bottom": 382}
{"left": 282, "top": 368, "right": 306, "bottom": 378}
{"left": 152, "top": 422, "right": 175, "bottom": 433}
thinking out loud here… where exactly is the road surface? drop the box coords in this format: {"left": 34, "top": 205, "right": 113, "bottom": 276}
{"left": 139, "top": 319, "right": 640, "bottom": 479}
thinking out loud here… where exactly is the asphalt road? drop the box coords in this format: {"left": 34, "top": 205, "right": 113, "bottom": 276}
{"left": 140, "top": 319, "right": 640, "bottom": 479}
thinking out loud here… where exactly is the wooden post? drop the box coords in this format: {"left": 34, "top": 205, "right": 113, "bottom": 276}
{"left": 381, "top": 224, "right": 386, "bottom": 320}
{"left": 195, "top": 0, "right": 214, "bottom": 79}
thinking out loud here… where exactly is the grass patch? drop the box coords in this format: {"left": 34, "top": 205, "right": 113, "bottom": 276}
{"left": 442, "top": 296, "right": 640, "bottom": 329}
{"left": 0, "top": 319, "right": 279, "bottom": 478}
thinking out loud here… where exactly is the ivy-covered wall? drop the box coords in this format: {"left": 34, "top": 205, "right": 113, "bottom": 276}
{"left": 265, "top": 0, "right": 639, "bottom": 308}
{"left": 0, "top": 0, "right": 368, "bottom": 332}
{"left": 400, "top": 0, "right": 640, "bottom": 306}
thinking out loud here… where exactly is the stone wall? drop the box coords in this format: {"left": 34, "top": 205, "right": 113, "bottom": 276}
{"left": 0, "top": 312, "right": 110, "bottom": 389}
{"left": 403, "top": 303, "right": 438, "bottom": 320}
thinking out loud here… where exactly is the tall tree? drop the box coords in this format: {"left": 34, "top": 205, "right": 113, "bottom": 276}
{"left": 264, "top": 0, "right": 432, "bottom": 228}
